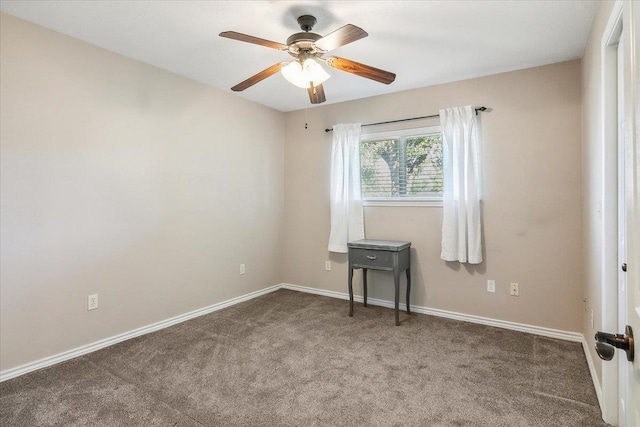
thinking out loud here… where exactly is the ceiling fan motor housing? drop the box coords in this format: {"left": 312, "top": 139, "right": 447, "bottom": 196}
{"left": 297, "top": 15, "right": 317, "bottom": 32}
{"left": 287, "top": 14, "right": 322, "bottom": 52}
{"left": 286, "top": 32, "right": 322, "bottom": 50}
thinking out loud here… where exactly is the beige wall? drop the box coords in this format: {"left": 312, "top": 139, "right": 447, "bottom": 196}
{"left": 0, "top": 14, "right": 285, "bottom": 371}
{"left": 283, "top": 60, "right": 583, "bottom": 332}
{"left": 0, "top": 11, "right": 589, "bottom": 375}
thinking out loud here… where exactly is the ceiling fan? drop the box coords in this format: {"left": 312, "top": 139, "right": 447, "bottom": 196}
{"left": 219, "top": 15, "right": 396, "bottom": 104}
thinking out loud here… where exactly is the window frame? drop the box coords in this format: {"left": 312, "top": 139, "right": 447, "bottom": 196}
{"left": 360, "top": 125, "right": 443, "bottom": 207}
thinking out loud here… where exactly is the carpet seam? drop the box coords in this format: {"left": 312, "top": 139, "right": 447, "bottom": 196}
{"left": 533, "top": 336, "right": 540, "bottom": 398}
{"left": 533, "top": 390, "right": 600, "bottom": 409}
{"left": 83, "top": 357, "right": 209, "bottom": 427}
{"left": 531, "top": 336, "right": 600, "bottom": 410}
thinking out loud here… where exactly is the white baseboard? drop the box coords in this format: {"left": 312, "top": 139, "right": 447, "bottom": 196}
{"left": 1, "top": 279, "right": 602, "bottom": 415}
{"left": 280, "top": 283, "right": 583, "bottom": 342}
{"left": 0, "top": 284, "right": 282, "bottom": 382}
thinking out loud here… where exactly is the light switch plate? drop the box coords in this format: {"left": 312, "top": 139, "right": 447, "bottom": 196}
{"left": 487, "top": 280, "right": 495, "bottom": 293}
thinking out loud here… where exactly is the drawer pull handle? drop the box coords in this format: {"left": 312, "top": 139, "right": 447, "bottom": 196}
{"left": 366, "top": 255, "right": 377, "bottom": 260}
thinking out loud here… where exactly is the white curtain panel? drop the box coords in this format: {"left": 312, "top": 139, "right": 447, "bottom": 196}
{"left": 328, "top": 123, "right": 364, "bottom": 253}
{"left": 439, "top": 106, "right": 483, "bottom": 264}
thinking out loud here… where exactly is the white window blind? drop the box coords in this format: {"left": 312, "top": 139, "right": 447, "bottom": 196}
{"left": 360, "top": 126, "right": 443, "bottom": 202}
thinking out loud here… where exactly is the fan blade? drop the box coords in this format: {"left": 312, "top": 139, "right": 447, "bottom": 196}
{"left": 324, "top": 56, "right": 396, "bottom": 84}
{"left": 231, "top": 62, "right": 286, "bottom": 91}
{"left": 315, "top": 24, "right": 368, "bottom": 52}
{"left": 308, "top": 84, "right": 326, "bottom": 104}
{"left": 219, "top": 31, "right": 288, "bottom": 51}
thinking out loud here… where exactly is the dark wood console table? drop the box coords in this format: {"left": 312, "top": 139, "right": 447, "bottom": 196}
{"left": 347, "top": 239, "right": 411, "bottom": 326}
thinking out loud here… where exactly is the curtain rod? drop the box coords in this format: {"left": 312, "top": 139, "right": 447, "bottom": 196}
{"left": 324, "top": 106, "right": 488, "bottom": 133}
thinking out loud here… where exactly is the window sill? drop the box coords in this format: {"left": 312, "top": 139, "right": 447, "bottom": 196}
{"left": 363, "top": 198, "right": 443, "bottom": 207}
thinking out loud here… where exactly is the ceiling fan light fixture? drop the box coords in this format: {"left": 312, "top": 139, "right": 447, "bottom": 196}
{"left": 281, "top": 58, "right": 330, "bottom": 89}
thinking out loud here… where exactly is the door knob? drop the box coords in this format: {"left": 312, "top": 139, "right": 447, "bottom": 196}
{"left": 595, "top": 325, "right": 634, "bottom": 362}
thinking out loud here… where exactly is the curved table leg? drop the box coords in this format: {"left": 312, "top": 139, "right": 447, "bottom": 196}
{"left": 348, "top": 267, "right": 354, "bottom": 317}
{"left": 394, "top": 268, "right": 400, "bottom": 326}
{"left": 406, "top": 267, "right": 411, "bottom": 315}
{"left": 363, "top": 268, "right": 368, "bottom": 307}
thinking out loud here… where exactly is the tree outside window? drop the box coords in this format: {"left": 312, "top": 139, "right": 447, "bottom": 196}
{"left": 360, "top": 130, "right": 442, "bottom": 199}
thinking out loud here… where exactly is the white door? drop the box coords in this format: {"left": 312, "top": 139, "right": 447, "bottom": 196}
{"left": 621, "top": 1, "right": 638, "bottom": 424}
{"left": 597, "top": 2, "right": 639, "bottom": 425}
{"left": 616, "top": 36, "right": 629, "bottom": 425}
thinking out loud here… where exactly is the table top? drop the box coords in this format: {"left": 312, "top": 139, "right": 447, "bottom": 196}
{"left": 347, "top": 239, "right": 411, "bottom": 251}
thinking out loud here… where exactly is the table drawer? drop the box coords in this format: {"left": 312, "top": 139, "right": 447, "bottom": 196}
{"left": 350, "top": 248, "right": 394, "bottom": 270}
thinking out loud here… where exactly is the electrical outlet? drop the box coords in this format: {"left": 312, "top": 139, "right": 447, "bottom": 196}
{"left": 487, "top": 280, "right": 496, "bottom": 293}
{"left": 510, "top": 283, "right": 519, "bottom": 297}
{"left": 88, "top": 294, "right": 98, "bottom": 311}
{"left": 325, "top": 261, "right": 331, "bottom": 271}
{"left": 240, "top": 264, "right": 245, "bottom": 275}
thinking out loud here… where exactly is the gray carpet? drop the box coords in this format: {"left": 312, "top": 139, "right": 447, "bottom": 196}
{"left": 1, "top": 289, "right": 608, "bottom": 426}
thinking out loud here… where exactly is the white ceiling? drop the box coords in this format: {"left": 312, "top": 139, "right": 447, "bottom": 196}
{"left": 0, "top": 1, "right": 599, "bottom": 112}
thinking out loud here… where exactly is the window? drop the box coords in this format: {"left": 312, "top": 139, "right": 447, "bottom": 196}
{"left": 360, "top": 126, "right": 443, "bottom": 206}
